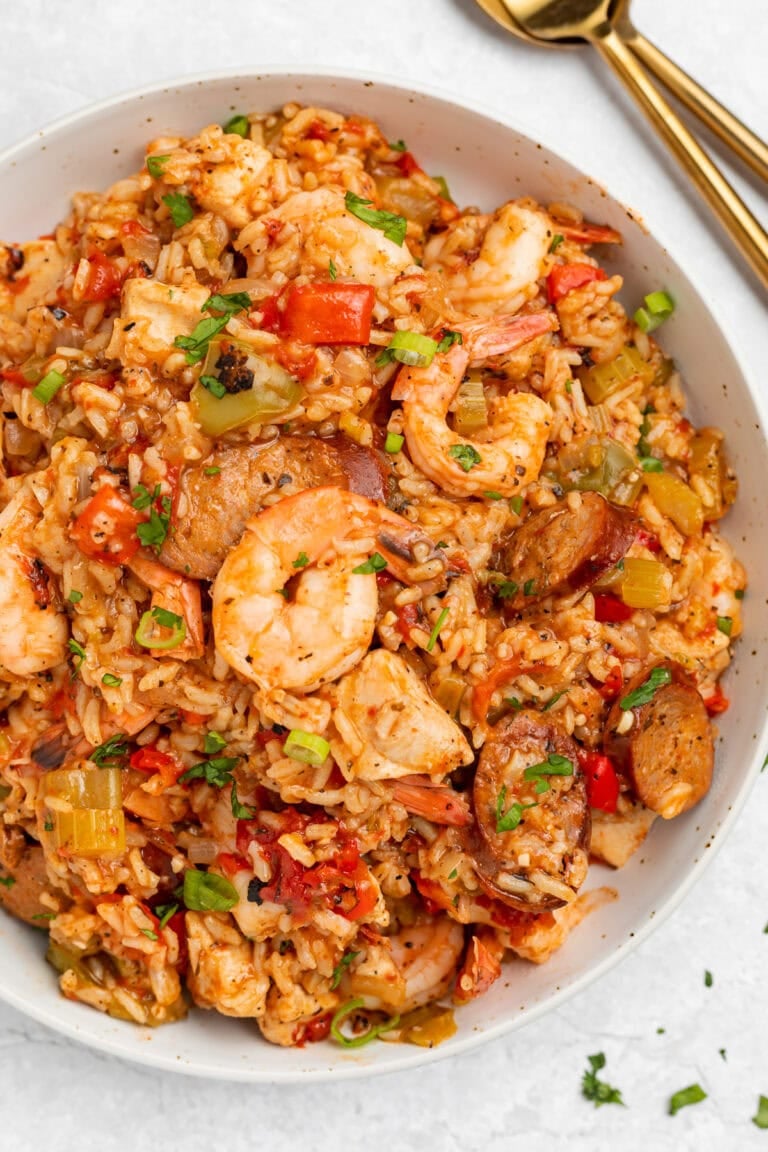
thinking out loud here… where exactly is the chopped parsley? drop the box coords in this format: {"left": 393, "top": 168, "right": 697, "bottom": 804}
{"left": 504, "top": 697, "right": 523, "bottom": 711}
{"left": 510, "top": 495, "right": 524, "bottom": 516}
{"left": 716, "top": 616, "right": 733, "bottom": 636}
{"left": 328, "top": 258, "right": 337, "bottom": 281}
{"left": 668, "top": 1084, "right": 707, "bottom": 1116}
{"left": 330, "top": 950, "right": 360, "bottom": 990}
{"left": 67, "top": 589, "right": 83, "bottom": 604}
{"left": 162, "top": 192, "right": 194, "bottom": 228}
{"left": 495, "top": 786, "right": 536, "bottom": 833}
{"left": 154, "top": 903, "right": 179, "bottom": 929}
{"left": 230, "top": 780, "right": 254, "bottom": 819}
{"left": 204, "top": 466, "right": 221, "bottom": 476}
{"left": 620, "top": 666, "right": 672, "bottom": 710}
{"left": 67, "top": 638, "right": 86, "bottom": 673}
{"left": 753, "top": 1096, "right": 768, "bottom": 1129}
{"left": 101, "top": 673, "right": 123, "bottom": 688}
{"left": 704, "top": 969, "right": 713, "bottom": 987}
{"left": 542, "top": 690, "right": 565, "bottom": 712}
{"left": 639, "top": 456, "right": 664, "bottom": 472}
{"left": 436, "top": 330, "right": 463, "bottom": 354}
{"left": 581, "top": 1052, "right": 625, "bottom": 1108}
{"left": 179, "top": 756, "right": 240, "bottom": 788}
{"left": 523, "top": 579, "right": 536, "bottom": 596}
{"left": 484, "top": 491, "right": 503, "bottom": 501}
{"left": 203, "top": 291, "right": 252, "bottom": 316}
{"left": 146, "top": 155, "right": 169, "bottom": 178}
{"left": 549, "top": 233, "right": 565, "bottom": 253}
{"left": 496, "top": 581, "right": 519, "bottom": 599}
{"left": 292, "top": 552, "right": 310, "bottom": 569}
{"left": 390, "top": 139, "right": 407, "bottom": 152}
{"left": 140, "top": 928, "right": 158, "bottom": 942}
{"left": 448, "top": 868, "right": 458, "bottom": 880}
{"left": 735, "top": 588, "right": 745, "bottom": 600}
{"left": 449, "top": 443, "right": 482, "bottom": 472}
{"left": 90, "top": 733, "right": 128, "bottom": 769}
{"left": 136, "top": 495, "right": 172, "bottom": 551}
{"left": 352, "top": 552, "right": 387, "bottom": 575}
{"left": 200, "top": 374, "right": 227, "bottom": 398}
{"left": 344, "top": 191, "right": 407, "bottom": 246}
{"left": 131, "top": 483, "right": 160, "bottom": 511}
{"left": 0, "top": 874, "right": 16, "bottom": 888}
{"left": 174, "top": 315, "right": 229, "bottom": 364}
{"left": 203, "top": 731, "right": 227, "bottom": 755}
{"left": 223, "top": 114, "right": 249, "bottom": 137}
{"left": 719, "top": 1047, "right": 727, "bottom": 1061}
{"left": 32, "top": 912, "right": 56, "bottom": 921}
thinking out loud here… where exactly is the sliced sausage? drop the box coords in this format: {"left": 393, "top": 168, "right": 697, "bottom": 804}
{"left": 603, "top": 661, "right": 713, "bottom": 819}
{"left": 0, "top": 831, "right": 63, "bottom": 927}
{"left": 500, "top": 492, "right": 636, "bottom": 611}
{"left": 471, "top": 711, "right": 590, "bottom": 912}
{"left": 160, "top": 433, "right": 390, "bottom": 579}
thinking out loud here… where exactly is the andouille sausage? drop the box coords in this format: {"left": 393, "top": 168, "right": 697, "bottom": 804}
{"left": 500, "top": 492, "right": 636, "bottom": 611}
{"left": 160, "top": 433, "right": 390, "bottom": 579}
{"left": 0, "top": 830, "right": 63, "bottom": 926}
{"left": 471, "top": 711, "right": 590, "bottom": 912}
{"left": 604, "top": 661, "right": 714, "bottom": 819}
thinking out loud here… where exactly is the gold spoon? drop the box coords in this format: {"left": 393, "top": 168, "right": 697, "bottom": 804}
{"left": 475, "top": 0, "right": 768, "bottom": 287}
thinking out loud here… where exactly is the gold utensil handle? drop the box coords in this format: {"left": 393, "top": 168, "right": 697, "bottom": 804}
{"left": 593, "top": 28, "right": 768, "bottom": 289}
{"left": 626, "top": 30, "right": 768, "bottom": 183}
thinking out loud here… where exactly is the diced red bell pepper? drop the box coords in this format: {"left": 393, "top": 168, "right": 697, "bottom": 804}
{"left": 547, "top": 262, "right": 606, "bottom": 304}
{"left": 704, "top": 685, "right": 730, "bottom": 716}
{"left": 295, "top": 1013, "right": 332, "bottom": 1045}
{"left": 129, "top": 746, "right": 183, "bottom": 788}
{"left": 593, "top": 592, "right": 633, "bottom": 623}
{"left": 81, "top": 248, "right": 123, "bottom": 302}
{"left": 597, "top": 665, "right": 624, "bottom": 701}
{"left": 579, "top": 751, "right": 620, "bottom": 813}
{"left": 281, "top": 283, "right": 375, "bottom": 345}
{"left": 70, "top": 485, "right": 143, "bottom": 565}
{"left": 0, "top": 367, "right": 32, "bottom": 387}
{"left": 395, "top": 151, "right": 424, "bottom": 178}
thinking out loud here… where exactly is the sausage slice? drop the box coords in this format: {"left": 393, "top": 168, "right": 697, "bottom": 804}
{"left": 160, "top": 433, "right": 390, "bottom": 579}
{"left": 0, "top": 830, "right": 64, "bottom": 926}
{"left": 603, "top": 661, "right": 714, "bottom": 818}
{"left": 471, "top": 711, "right": 590, "bottom": 912}
{"left": 500, "top": 492, "right": 636, "bottom": 610}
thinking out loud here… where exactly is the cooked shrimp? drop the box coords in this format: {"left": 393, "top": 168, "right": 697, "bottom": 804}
{"left": 392, "top": 311, "right": 557, "bottom": 497}
{"left": 236, "top": 186, "right": 414, "bottom": 293}
{"left": 0, "top": 488, "right": 67, "bottom": 678}
{"left": 423, "top": 200, "right": 553, "bottom": 316}
{"left": 453, "top": 928, "right": 504, "bottom": 1004}
{"left": 212, "top": 487, "right": 446, "bottom": 693}
{"left": 350, "top": 917, "right": 465, "bottom": 1013}
{"left": 331, "top": 649, "right": 473, "bottom": 782}
{"left": 186, "top": 911, "right": 269, "bottom": 1017}
{"left": 128, "top": 553, "right": 204, "bottom": 662}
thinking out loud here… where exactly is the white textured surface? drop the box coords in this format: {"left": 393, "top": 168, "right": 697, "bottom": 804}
{"left": 1, "top": 0, "right": 766, "bottom": 1148}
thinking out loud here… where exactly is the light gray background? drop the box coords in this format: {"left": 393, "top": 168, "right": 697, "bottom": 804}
{"left": 1, "top": 1, "right": 766, "bottom": 1149}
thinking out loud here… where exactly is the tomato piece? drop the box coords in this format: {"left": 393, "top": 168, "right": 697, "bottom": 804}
{"left": 179, "top": 709, "right": 207, "bottom": 726}
{"left": 306, "top": 119, "right": 331, "bottom": 142}
{"left": 579, "top": 750, "right": 620, "bottom": 813}
{"left": 70, "top": 485, "right": 143, "bottom": 565}
{"left": 394, "top": 602, "right": 421, "bottom": 643}
{"left": 597, "top": 665, "right": 624, "bottom": 701}
{"left": 395, "top": 151, "right": 424, "bottom": 178}
{"left": 295, "top": 1013, "right": 332, "bottom": 1045}
{"left": 547, "top": 262, "right": 606, "bottom": 304}
{"left": 704, "top": 685, "right": 730, "bottom": 716}
{"left": 593, "top": 592, "right": 633, "bottom": 623}
{"left": 82, "top": 248, "right": 123, "bottom": 302}
{"left": 635, "top": 528, "right": 661, "bottom": 553}
{"left": 0, "top": 368, "right": 31, "bottom": 386}
{"left": 216, "top": 851, "right": 251, "bottom": 879}
{"left": 120, "top": 220, "right": 152, "bottom": 239}
{"left": 129, "top": 746, "right": 183, "bottom": 788}
{"left": 412, "top": 871, "right": 454, "bottom": 915}
{"left": 281, "top": 283, "right": 375, "bottom": 345}
{"left": 341, "top": 859, "right": 377, "bottom": 921}
{"left": 274, "top": 342, "right": 317, "bottom": 381}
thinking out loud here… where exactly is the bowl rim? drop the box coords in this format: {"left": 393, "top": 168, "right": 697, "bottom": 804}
{"left": 1, "top": 63, "right": 766, "bottom": 1083}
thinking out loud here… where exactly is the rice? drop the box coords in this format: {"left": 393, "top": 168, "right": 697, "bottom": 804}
{"left": 0, "top": 102, "right": 745, "bottom": 1049}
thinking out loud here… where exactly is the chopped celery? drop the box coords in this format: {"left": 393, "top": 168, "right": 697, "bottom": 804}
{"left": 44, "top": 764, "right": 125, "bottom": 857}
{"left": 645, "top": 471, "right": 704, "bottom": 536}
{"left": 453, "top": 376, "right": 488, "bottom": 436}
{"left": 578, "top": 344, "right": 655, "bottom": 405}
{"left": 559, "top": 436, "right": 643, "bottom": 507}
{"left": 52, "top": 809, "right": 125, "bottom": 857}
{"left": 44, "top": 764, "right": 123, "bottom": 809}
{"left": 620, "top": 557, "right": 671, "bottom": 609}
{"left": 689, "top": 428, "right": 737, "bottom": 521}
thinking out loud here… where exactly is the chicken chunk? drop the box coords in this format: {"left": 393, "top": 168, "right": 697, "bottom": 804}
{"left": 105, "top": 277, "right": 210, "bottom": 370}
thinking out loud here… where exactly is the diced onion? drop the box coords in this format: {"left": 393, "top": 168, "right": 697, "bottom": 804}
{"left": 578, "top": 344, "right": 655, "bottom": 404}
{"left": 644, "top": 471, "right": 704, "bottom": 536}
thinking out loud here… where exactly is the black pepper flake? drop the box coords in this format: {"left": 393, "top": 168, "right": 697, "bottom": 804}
{"left": 247, "top": 877, "right": 266, "bottom": 904}
{"left": 47, "top": 306, "right": 67, "bottom": 321}
{"left": 277, "top": 473, "right": 292, "bottom": 487}
{"left": 123, "top": 322, "right": 136, "bottom": 332}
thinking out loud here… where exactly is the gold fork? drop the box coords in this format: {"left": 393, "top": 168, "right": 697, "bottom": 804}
{"left": 475, "top": 0, "right": 768, "bottom": 288}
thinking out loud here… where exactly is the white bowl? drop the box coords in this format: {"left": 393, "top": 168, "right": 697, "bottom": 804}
{"left": 1, "top": 68, "right": 766, "bottom": 1083}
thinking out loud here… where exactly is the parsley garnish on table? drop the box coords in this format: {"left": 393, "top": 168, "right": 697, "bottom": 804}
{"left": 581, "top": 1052, "right": 626, "bottom": 1108}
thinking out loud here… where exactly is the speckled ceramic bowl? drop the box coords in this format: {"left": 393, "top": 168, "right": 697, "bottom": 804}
{"left": 0, "top": 69, "right": 765, "bottom": 1082}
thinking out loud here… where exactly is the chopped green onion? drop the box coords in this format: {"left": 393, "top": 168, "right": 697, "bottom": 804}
{"left": 390, "top": 139, "right": 407, "bottom": 152}
{"left": 385, "top": 432, "right": 404, "bottom": 454}
{"left": 155, "top": 903, "right": 179, "bottom": 930}
{"left": 436, "top": 330, "right": 463, "bottom": 354}
{"left": 31, "top": 912, "right": 56, "bottom": 921}
{"left": 67, "top": 590, "right": 83, "bottom": 604}
{"left": 753, "top": 1096, "right": 768, "bottom": 1129}
{"left": 716, "top": 616, "right": 733, "bottom": 636}
{"left": 292, "top": 552, "right": 310, "bottom": 569}
{"left": 634, "top": 289, "right": 675, "bottom": 333}
{"left": 433, "top": 175, "right": 452, "bottom": 201}
{"left": 330, "top": 997, "right": 400, "bottom": 1049}
{"left": 330, "top": 950, "right": 360, "bottom": 991}
{"left": 448, "top": 444, "right": 482, "bottom": 473}
{"left": 376, "top": 331, "right": 439, "bottom": 369}
{"left": 549, "top": 233, "right": 564, "bottom": 253}
{"left": 90, "top": 733, "right": 128, "bottom": 769}
{"left": 565, "top": 380, "right": 573, "bottom": 394}
{"left": 352, "top": 552, "right": 387, "bottom": 575}
{"left": 32, "top": 369, "right": 66, "bottom": 405}
{"left": 495, "top": 786, "right": 536, "bottom": 833}
{"left": 542, "top": 690, "right": 565, "bottom": 712}
{"left": 344, "top": 191, "right": 407, "bottom": 246}
{"left": 204, "top": 466, "right": 221, "bottom": 476}
{"left": 523, "top": 753, "right": 574, "bottom": 781}
{"left": 0, "top": 874, "right": 16, "bottom": 888}
{"left": 639, "top": 456, "right": 664, "bottom": 472}
{"left": 67, "top": 638, "right": 86, "bottom": 671}
{"left": 426, "top": 606, "right": 450, "bottom": 653}
{"left": 174, "top": 315, "right": 229, "bottom": 364}
{"left": 101, "top": 674, "right": 123, "bottom": 688}
{"left": 484, "top": 491, "right": 503, "bottom": 501}
{"left": 523, "top": 579, "right": 536, "bottom": 596}
{"left": 140, "top": 928, "right": 158, "bottom": 941}
{"left": 448, "top": 868, "right": 458, "bottom": 880}
{"left": 504, "top": 697, "right": 523, "bottom": 711}
{"left": 735, "top": 588, "right": 745, "bottom": 600}
{"left": 200, "top": 375, "right": 227, "bottom": 398}
{"left": 202, "top": 292, "right": 251, "bottom": 316}
{"left": 704, "top": 969, "right": 713, "bottom": 987}
{"left": 135, "top": 606, "right": 187, "bottom": 650}
{"left": 182, "top": 869, "right": 239, "bottom": 913}
{"left": 328, "top": 258, "right": 337, "bottom": 281}
{"left": 668, "top": 1084, "right": 707, "bottom": 1116}
{"left": 582, "top": 1052, "right": 625, "bottom": 1108}
{"left": 179, "top": 756, "right": 239, "bottom": 787}
{"left": 620, "top": 666, "right": 672, "bottom": 710}
{"left": 223, "top": 114, "right": 249, "bottom": 137}
{"left": 146, "top": 155, "right": 169, "bottom": 178}
{"left": 719, "top": 1047, "right": 726, "bottom": 1060}
{"left": 510, "top": 496, "right": 524, "bottom": 516}
{"left": 162, "top": 193, "right": 194, "bottom": 229}
{"left": 283, "top": 729, "right": 330, "bottom": 766}
{"left": 203, "top": 731, "right": 227, "bottom": 755}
